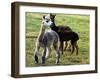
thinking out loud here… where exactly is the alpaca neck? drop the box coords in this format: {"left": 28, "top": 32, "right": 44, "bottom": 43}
{"left": 38, "top": 24, "right": 45, "bottom": 41}
{"left": 50, "top": 22, "right": 58, "bottom": 32}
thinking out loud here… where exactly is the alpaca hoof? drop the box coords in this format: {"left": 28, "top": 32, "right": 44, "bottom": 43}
{"left": 67, "top": 48, "right": 71, "bottom": 51}
{"left": 64, "top": 49, "right": 66, "bottom": 51}
{"left": 42, "top": 62, "right": 46, "bottom": 66}
{"left": 56, "top": 62, "right": 60, "bottom": 65}
{"left": 42, "top": 62, "right": 45, "bottom": 64}
{"left": 70, "top": 53, "right": 73, "bottom": 56}
{"left": 34, "top": 55, "right": 39, "bottom": 63}
{"left": 76, "top": 53, "right": 78, "bottom": 55}
{"left": 56, "top": 60, "right": 60, "bottom": 65}
{"left": 42, "top": 56, "right": 46, "bottom": 64}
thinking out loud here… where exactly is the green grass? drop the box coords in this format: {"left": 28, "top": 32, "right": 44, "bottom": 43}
{"left": 25, "top": 12, "right": 90, "bottom": 67}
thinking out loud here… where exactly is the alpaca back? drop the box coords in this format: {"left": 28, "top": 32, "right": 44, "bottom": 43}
{"left": 57, "top": 31, "right": 79, "bottom": 42}
{"left": 42, "top": 30, "right": 60, "bottom": 47}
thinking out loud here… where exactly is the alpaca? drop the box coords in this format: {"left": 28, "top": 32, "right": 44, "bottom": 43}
{"left": 57, "top": 31, "right": 79, "bottom": 55}
{"left": 47, "top": 13, "right": 72, "bottom": 51}
{"left": 34, "top": 15, "right": 60, "bottom": 64}
{"left": 46, "top": 14, "right": 79, "bottom": 55}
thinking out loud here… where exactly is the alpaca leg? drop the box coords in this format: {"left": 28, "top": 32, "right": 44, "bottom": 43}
{"left": 67, "top": 40, "right": 71, "bottom": 51}
{"left": 42, "top": 47, "right": 47, "bottom": 64}
{"left": 71, "top": 45, "right": 75, "bottom": 55}
{"left": 56, "top": 49, "right": 60, "bottom": 64}
{"left": 45, "top": 47, "right": 51, "bottom": 59}
{"left": 34, "top": 44, "right": 40, "bottom": 63}
{"left": 75, "top": 42, "right": 79, "bottom": 55}
{"left": 59, "top": 42, "right": 62, "bottom": 52}
{"left": 53, "top": 43, "right": 60, "bottom": 64}
{"left": 71, "top": 41, "right": 75, "bottom": 55}
{"left": 64, "top": 41, "right": 68, "bottom": 51}
{"left": 61, "top": 41, "right": 64, "bottom": 54}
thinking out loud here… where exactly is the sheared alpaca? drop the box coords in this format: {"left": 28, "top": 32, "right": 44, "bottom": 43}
{"left": 34, "top": 15, "right": 60, "bottom": 64}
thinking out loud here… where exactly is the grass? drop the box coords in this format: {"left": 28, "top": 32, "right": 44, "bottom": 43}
{"left": 25, "top": 12, "right": 90, "bottom": 67}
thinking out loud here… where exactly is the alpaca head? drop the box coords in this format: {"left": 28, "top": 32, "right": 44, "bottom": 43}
{"left": 42, "top": 14, "right": 57, "bottom": 30}
{"left": 44, "top": 14, "right": 57, "bottom": 30}
{"left": 46, "top": 13, "right": 56, "bottom": 22}
{"left": 42, "top": 15, "right": 53, "bottom": 29}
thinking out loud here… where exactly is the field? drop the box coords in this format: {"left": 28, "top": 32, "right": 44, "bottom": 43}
{"left": 25, "top": 12, "right": 90, "bottom": 67}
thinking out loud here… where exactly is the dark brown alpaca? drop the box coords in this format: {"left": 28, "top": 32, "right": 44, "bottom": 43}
{"left": 49, "top": 13, "right": 73, "bottom": 51}
{"left": 48, "top": 14, "right": 79, "bottom": 55}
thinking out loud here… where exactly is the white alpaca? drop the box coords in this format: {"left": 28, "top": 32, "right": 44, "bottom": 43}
{"left": 34, "top": 15, "right": 60, "bottom": 64}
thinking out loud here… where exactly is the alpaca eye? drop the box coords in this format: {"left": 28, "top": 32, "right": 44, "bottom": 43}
{"left": 46, "top": 20, "right": 49, "bottom": 23}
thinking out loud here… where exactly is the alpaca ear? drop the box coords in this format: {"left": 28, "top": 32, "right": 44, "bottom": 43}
{"left": 42, "top": 15, "right": 45, "bottom": 19}
{"left": 49, "top": 13, "right": 52, "bottom": 16}
{"left": 49, "top": 13, "right": 56, "bottom": 17}
{"left": 53, "top": 14, "right": 56, "bottom": 17}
